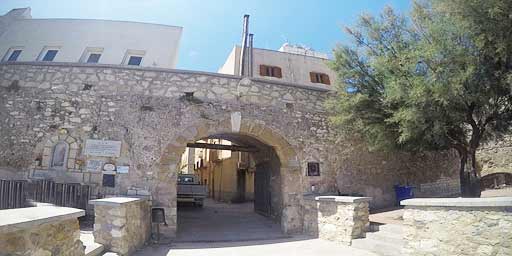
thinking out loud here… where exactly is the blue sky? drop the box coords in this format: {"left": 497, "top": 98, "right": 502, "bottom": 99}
{"left": 0, "top": 0, "right": 411, "bottom": 72}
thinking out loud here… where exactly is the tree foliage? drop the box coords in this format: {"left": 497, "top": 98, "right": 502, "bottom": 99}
{"left": 328, "top": 0, "right": 512, "bottom": 196}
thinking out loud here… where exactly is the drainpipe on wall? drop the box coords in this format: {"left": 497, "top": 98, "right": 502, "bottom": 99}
{"left": 248, "top": 33, "right": 254, "bottom": 77}
{"left": 239, "top": 14, "right": 249, "bottom": 76}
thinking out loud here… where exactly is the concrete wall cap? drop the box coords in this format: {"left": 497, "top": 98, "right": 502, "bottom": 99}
{"left": 0, "top": 206, "right": 84, "bottom": 233}
{"left": 401, "top": 197, "right": 512, "bottom": 207}
{"left": 89, "top": 196, "right": 146, "bottom": 206}
{"left": 315, "top": 196, "right": 372, "bottom": 203}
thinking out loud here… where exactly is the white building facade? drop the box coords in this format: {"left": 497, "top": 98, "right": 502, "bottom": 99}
{"left": 0, "top": 8, "right": 182, "bottom": 68}
{"left": 219, "top": 43, "right": 336, "bottom": 88}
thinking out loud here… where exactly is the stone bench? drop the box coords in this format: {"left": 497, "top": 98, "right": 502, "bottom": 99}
{"left": 401, "top": 197, "right": 512, "bottom": 256}
{"left": 90, "top": 197, "right": 151, "bottom": 256}
{"left": 0, "top": 205, "right": 85, "bottom": 255}
{"left": 303, "top": 195, "right": 372, "bottom": 245}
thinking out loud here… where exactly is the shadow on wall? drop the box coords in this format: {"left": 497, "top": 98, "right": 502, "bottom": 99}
{"left": 481, "top": 172, "right": 512, "bottom": 189}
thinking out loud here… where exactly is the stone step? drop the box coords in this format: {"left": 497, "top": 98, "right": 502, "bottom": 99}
{"left": 84, "top": 242, "right": 104, "bottom": 256}
{"left": 351, "top": 236, "right": 403, "bottom": 256}
{"left": 102, "top": 252, "right": 119, "bottom": 256}
{"left": 81, "top": 231, "right": 104, "bottom": 256}
{"left": 365, "top": 230, "right": 405, "bottom": 246}
{"left": 370, "top": 223, "right": 404, "bottom": 234}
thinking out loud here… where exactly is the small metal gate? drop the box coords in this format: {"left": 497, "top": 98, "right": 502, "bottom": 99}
{"left": 28, "top": 180, "right": 91, "bottom": 209}
{"left": 254, "top": 162, "right": 271, "bottom": 216}
{"left": 0, "top": 179, "right": 91, "bottom": 210}
{"left": 0, "top": 180, "right": 27, "bottom": 209}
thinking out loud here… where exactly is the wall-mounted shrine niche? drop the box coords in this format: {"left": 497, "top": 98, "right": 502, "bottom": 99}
{"left": 42, "top": 133, "right": 79, "bottom": 171}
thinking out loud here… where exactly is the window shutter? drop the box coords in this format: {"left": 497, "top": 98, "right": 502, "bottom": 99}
{"left": 322, "top": 74, "right": 331, "bottom": 85}
{"left": 274, "top": 67, "right": 282, "bottom": 78}
{"left": 310, "top": 72, "right": 316, "bottom": 83}
{"left": 259, "top": 65, "right": 267, "bottom": 76}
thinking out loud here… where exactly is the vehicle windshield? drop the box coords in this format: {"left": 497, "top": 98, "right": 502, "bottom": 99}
{"left": 178, "top": 176, "right": 194, "bottom": 183}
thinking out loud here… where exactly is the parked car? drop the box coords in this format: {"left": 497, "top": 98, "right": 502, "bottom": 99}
{"left": 177, "top": 174, "right": 207, "bottom": 207}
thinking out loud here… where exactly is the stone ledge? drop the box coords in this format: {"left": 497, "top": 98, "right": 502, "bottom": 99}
{"left": 315, "top": 196, "right": 372, "bottom": 203}
{"left": 0, "top": 206, "right": 84, "bottom": 233}
{"left": 0, "top": 62, "right": 332, "bottom": 92}
{"left": 90, "top": 196, "right": 146, "bottom": 206}
{"left": 401, "top": 197, "right": 512, "bottom": 207}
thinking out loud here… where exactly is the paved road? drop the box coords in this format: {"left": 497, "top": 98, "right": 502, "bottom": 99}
{"left": 134, "top": 237, "right": 378, "bottom": 256}
{"left": 481, "top": 187, "right": 512, "bottom": 197}
{"left": 133, "top": 199, "right": 377, "bottom": 255}
{"left": 175, "top": 199, "right": 285, "bottom": 242}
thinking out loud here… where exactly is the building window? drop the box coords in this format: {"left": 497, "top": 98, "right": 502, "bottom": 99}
{"left": 80, "top": 47, "right": 104, "bottom": 64}
{"left": 259, "top": 65, "right": 282, "bottom": 78}
{"left": 86, "top": 53, "right": 101, "bottom": 63}
{"left": 42, "top": 50, "right": 58, "bottom": 61}
{"left": 7, "top": 50, "right": 22, "bottom": 61}
{"left": 2, "top": 47, "right": 23, "bottom": 62}
{"left": 307, "top": 162, "right": 320, "bottom": 176}
{"left": 310, "top": 72, "right": 331, "bottom": 85}
{"left": 51, "top": 141, "right": 69, "bottom": 168}
{"left": 122, "top": 50, "right": 145, "bottom": 66}
{"left": 127, "top": 56, "right": 143, "bottom": 66}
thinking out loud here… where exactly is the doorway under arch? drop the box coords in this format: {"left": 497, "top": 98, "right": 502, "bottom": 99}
{"left": 155, "top": 120, "right": 304, "bottom": 239}
{"left": 176, "top": 133, "right": 287, "bottom": 241}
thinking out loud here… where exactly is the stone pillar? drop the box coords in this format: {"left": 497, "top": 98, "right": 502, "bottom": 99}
{"left": 90, "top": 197, "right": 151, "bottom": 256}
{"left": 303, "top": 195, "right": 371, "bottom": 245}
{"left": 401, "top": 197, "right": 512, "bottom": 256}
{"left": 0, "top": 205, "right": 85, "bottom": 256}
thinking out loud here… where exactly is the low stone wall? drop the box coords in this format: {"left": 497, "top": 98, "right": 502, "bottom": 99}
{"left": 401, "top": 197, "right": 512, "bottom": 256}
{"left": 90, "top": 197, "right": 151, "bottom": 256}
{"left": 303, "top": 195, "right": 371, "bottom": 245}
{"left": 0, "top": 205, "right": 85, "bottom": 255}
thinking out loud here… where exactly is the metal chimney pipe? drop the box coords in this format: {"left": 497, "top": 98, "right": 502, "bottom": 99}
{"left": 248, "top": 33, "right": 254, "bottom": 77}
{"left": 239, "top": 14, "right": 250, "bottom": 76}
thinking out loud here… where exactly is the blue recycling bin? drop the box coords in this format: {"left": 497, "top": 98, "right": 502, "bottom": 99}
{"left": 394, "top": 185, "right": 414, "bottom": 206}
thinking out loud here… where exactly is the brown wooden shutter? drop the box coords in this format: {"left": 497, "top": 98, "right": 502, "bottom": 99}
{"left": 259, "top": 65, "right": 267, "bottom": 76}
{"left": 322, "top": 74, "right": 331, "bottom": 85}
{"left": 273, "top": 67, "right": 282, "bottom": 78}
{"left": 310, "top": 72, "right": 316, "bottom": 83}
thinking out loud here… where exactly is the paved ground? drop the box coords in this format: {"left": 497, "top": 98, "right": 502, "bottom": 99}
{"left": 175, "top": 199, "right": 286, "bottom": 242}
{"left": 481, "top": 186, "right": 512, "bottom": 197}
{"left": 132, "top": 198, "right": 377, "bottom": 255}
{"left": 369, "top": 207, "right": 404, "bottom": 225}
{"left": 134, "top": 237, "right": 378, "bottom": 256}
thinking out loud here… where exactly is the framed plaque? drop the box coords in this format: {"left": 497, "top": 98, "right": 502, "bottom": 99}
{"left": 84, "top": 139, "right": 122, "bottom": 157}
{"left": 307, "top": 162, "right": 320, "bottom": 176}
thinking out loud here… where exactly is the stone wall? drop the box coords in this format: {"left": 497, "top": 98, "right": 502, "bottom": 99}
{"left": 478, "top": 135, "right": 512, "bottom": 177}
{"left": 90, "top": 197, "right": 151, "bottom": 256}
{"left": 0, "top": 62, "right": 459, "bottom": 237}
{"left": 401, "top": 198, "right": 512, "bottom": 256}
{"left": 0, "top": 206, "right": 85, "bottom": 256}
{"left": 303, "top": 196, "right": 371, "bottom": 245}
{"left": 335, "top": 139, "right": 460, "bottom": 208}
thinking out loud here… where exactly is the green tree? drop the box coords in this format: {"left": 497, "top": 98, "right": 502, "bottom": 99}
{"left": 328, "top": 0, "right": 512, "bottom": 197}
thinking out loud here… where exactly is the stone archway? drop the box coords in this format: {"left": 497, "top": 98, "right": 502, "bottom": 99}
{"left": 154, "top": 119, "right": 303, "bottom": 238}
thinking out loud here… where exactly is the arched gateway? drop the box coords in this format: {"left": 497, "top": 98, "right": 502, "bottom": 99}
{"left": 155, "top": 119, "right": 303, "bottom": 237}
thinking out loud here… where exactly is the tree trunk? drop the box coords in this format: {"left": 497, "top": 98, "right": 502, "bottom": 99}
{"left": 458, "top": 149, "right": 481, "bottom": 197}
{"left": 468, "top": 149, "right": 481, "bottom": 197}
{"left": 459, "top": 151, "right": 469, "bottom": 196}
